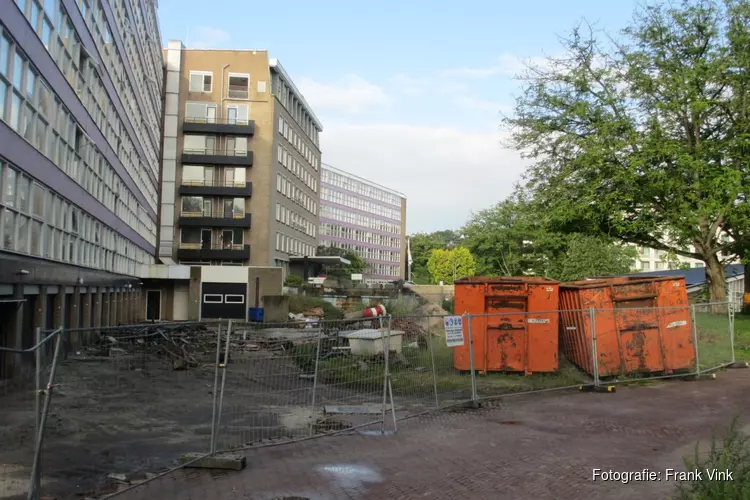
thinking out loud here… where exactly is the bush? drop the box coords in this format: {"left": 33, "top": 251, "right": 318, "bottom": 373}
{"left": 288, "top": 294, "right": 344, "bottom": 320}
{"left": 677, "top": 415, "right": 750, "bottom": 500}
{"left": 442, "top": 297, "right": 455, "bottom": 314}
{"left": 385, "top": 297, "right": 416, "bottom": 316}
{"left": 284, "top": 274, "right": 304, "bottom": 287}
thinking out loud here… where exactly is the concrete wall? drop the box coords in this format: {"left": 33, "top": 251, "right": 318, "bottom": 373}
{"left": 248, "top": 267, "right": 283, "bottom": 308}
{"left": 411, "top": 285, "right": 454, "bottom": 303}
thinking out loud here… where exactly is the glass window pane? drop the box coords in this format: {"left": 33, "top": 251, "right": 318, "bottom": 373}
{"left": 31, "top": 220, "right": 42, "bottom": 255}
{"left": 35, "top": 117, "right": 47, "bottom": 152}
{"left": 17, "top": 215, "right": 29, "bottom": 253}
{"left": 12, "top": 53, "right": 24, "bottom": 90}
{"left": 0, "top": 80, "right": 6, "bottom": 122}
{"left": 181, "top": 196, "right": 203, "bottom": 213}
{"left": 3, "top": 209, "right": 15, "bottom": 249}
{"left": 10, "top": 93, "right": 21, "bottom": 131}
{"left": 0, "top": 36, "right": 9, "bottom": 76}
{"left": 32, "top": 182, "right": 45, "bottom": 217}
{"left": 180, "top": 228, "right": 201, "bottom": 244}
{"left": 26, "top": 68, "right": 35, "bottom": 98}
{"left": 232, "top": 228, "right": 243, "bottom": 245}
{"left": 181, "top": 165, "right": 203, "bottom": 184}
{"left": 24, "top": 104, "right": 34, "bottom": 140}
{"left": 17, "top": 175, "right": 29, "bottom": 213}
{"left": 232, "top": 198, "right": 244, "bottom": 216}
{"left": 42, "top": 19, "right": 52, "bottom": 49}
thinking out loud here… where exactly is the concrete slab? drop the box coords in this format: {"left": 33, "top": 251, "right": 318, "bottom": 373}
{"left": 179, "top": 453, "right": 246, "bottom": 471}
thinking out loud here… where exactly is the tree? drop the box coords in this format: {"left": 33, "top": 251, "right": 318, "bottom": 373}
{"left": 408, "top": 230, "right": 461, "bottom": 283}
{"left": 546, "top": 234, "right": 637, "bottom": 282}
{"left": 315, "top": 245, "right": 365, "bottom": 279}
{"left": 427, "top": 247, "right": 476, "bottom": 284}
{"left": 507, "top": 0, "right": 750, "bottom": 301}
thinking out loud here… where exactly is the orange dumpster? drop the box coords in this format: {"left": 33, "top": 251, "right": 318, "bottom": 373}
{"left": 559, "top": 276, "right": 694, "bottom": 377}
{"left": 453, "top": 277, "right": 559, "bottom": 374}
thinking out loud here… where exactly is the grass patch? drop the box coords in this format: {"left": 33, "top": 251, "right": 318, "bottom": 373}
{"left": 288, "top": 295, "right": 344, "bottom": 320}
{"left": 676, "top": 415, "right": 750, "bottom": 500}
{"left": 732, "top": 314, "right": 750, "bottom": 361}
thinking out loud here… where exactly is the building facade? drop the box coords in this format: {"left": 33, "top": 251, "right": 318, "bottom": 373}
{"left": 160, "top": 43, "right": 323, "bottom": 278}
{"left": 0, "top": 0, "right": 162, "bottom": 361}
{"left": 319, "top": 164, "right": 407, "bottom": 284}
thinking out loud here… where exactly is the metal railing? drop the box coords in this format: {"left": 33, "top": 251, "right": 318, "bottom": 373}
{"left": 0, "top": 301, "right": 739, "bottom": 499}
{"left": 180, "top": 179, "right": 248, "bottom": 188}
{"left": 183, "top": 148, "right": 249, "bottom": 157}
{"left": 184, "top": 117, "right": 252, "bottom": 125}
{"left": 178, "top": 243, "right": 247, "bottom": 251}
{"left": 179, "top": 209, "right": 247, "bottom": 219}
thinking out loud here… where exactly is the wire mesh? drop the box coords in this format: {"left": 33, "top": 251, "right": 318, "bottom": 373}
{"left": 693, "top": 302, "right": 735, "bottom": 372}
{"left": 32, "top": 321, "right": 221, "bottom": 499}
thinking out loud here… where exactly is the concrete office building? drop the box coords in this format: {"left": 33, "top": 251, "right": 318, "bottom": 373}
{"left": 0, "top": 0, "right": 162, "bottom": 366}
{"left": 159, "top": 42, "right": 323, "bottom": 277}
{"left": 319, "top": 164, "right": 407, "bottom": 284}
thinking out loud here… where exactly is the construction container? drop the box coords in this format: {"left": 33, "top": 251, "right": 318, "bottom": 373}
{"left": 453, "top": 277, "right": 560, "bottom": 373}
{"left": 559, "top": 276, "right": 694, "bottom": 377}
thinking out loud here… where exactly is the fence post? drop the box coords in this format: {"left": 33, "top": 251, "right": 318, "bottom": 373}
{"left": 427, "top": 320, "right": 440, "bottom": 410}
{"left": 387, "top": 315, "right": 398, "bottom": 433}
{"left": 212, "top": 319, "right": 233, "bottom": 453}
{"left": 380, "top": 316, "right": 390, "bottom": 435}
{"left": 466, "top": 313, "right": 478, "bottom": 404}
{"left": 27, "top": 330, "right": 64, "bottom": 500}
{"left": 589, "top": 308, "right": 600, "bottom": 387}
{"left": 209, "top": 320, "right": 223, "bottom": 454}
{"left": 309, "top": 327, "right": 323, "bottom": 437}
{"left": 728, "top": 301, "right": 736, "bottom": 365}
{"left": 691, "top": 305, "right": 700, "bottom": 374}
{"left": 33, "top": 327, "right": 42, "bottom": 496}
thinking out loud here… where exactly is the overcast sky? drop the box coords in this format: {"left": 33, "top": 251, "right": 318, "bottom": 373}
{"left": 159, "top": 0, "right": 639, "bottom": 234}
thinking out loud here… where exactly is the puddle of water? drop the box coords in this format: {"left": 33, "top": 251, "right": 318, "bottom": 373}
{"left": 316, "top": 463, "right": 382, "bottom": 490}
{"left": 357, "top": 430, "right": 395, "bottom": 436}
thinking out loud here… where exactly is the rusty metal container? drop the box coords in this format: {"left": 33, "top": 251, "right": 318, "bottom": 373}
{"left": 559, "top": 276, "right": 694, "bottom": 377}
{"left": 453, "top": 277, "right": 560, "bottom": 374}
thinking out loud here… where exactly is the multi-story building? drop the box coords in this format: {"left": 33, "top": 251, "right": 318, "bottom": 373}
{"left": 319, "top": 164, "right": 407, "bottom": 284}
{"left": 0, "top": 0, "right": 162, "bottom": 359}
{"left": 160, "top": 42, "right": 323, "bottom": 278}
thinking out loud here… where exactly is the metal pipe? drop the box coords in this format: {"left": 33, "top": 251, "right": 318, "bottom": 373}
{"left": 309, "top": 328, "right": 323, "bottom": 437}
{"left": 209, "top": 321, "right": 223, "bottom": 453}
{"left": 589, "top": 308, "right": 600, "bottom": 387}
{"left": 27, "top": 331, "right": 64, "bottom": 500}
{"left": 212, "top": 319, "right": 233, "bottom": 452}
{"left": 380, "top": 320, "right": 390, "bottom": 435}
{"left": 691, "top": 305, "right": 700, "bottom": 373}
{"left": 219, "top": 63, "right": 230, "bottom": 116}
{"left": 427, "top": 324, "right": 439, "bottom": 410}
{"left": 728, "top": 304, "right": 736, "bottom": 364}
{"left": 467, "top": 313, "right": 478, "bottom": 403}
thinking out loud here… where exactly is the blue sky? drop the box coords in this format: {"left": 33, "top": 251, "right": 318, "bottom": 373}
{"left": 158, "top": 0, "right": 640, "bottom": 233}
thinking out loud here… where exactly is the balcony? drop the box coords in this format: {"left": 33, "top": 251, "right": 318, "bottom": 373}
{"left": 177, "top": 244, "right": 250, "bottom": 261}
{"left": 178, "top": 211, "right": 252, "bottom": 228}
{"left": 182, "top": 148, "right": 254, "bottom": 167}
{"left": 183, "top": 117, "right": 255, "bottom": 136}
{"left": 179, "top": 180, "right": 253, "bottom": 197}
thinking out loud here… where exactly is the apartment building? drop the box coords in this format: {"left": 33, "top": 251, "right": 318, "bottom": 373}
{"left": 160, "top": 42, "right": 323, "bottom": 279}
{"left": 0, "top": 0, "right": 162, "bottom": 363}
{"left": 319, "top": 164, "right": 407, "bottom": 284}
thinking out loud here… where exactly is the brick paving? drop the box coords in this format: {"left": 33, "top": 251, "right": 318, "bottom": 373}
{"left": 113, "top": 370, "right": 750, "bottom": 500}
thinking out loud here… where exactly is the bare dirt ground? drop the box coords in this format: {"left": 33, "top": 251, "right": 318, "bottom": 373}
{"left": 106, "top": 369, "right": 750, "bottom": 500}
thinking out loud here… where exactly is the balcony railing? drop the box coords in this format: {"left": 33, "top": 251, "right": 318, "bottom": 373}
{"left": 181, "top": 180, "right": 247, "bottom": 188}
{"left": 183, "top": 148, "right": 249, "bottom": 157}
{"left": 180, "top": 210, "right": 247, "bottom": 219}
{"left": 184, "top": 117, "right": 252, "bottom": 126}
{"left": 178, "top": 243, "right": 246, "bottom": 251}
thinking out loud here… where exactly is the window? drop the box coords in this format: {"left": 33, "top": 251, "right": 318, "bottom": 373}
{"left": 180, "top": 227, "right": 201, "bottom": 244}
{"left": 182, "top": 165, "right": 214, "bottom": 185}
{"left": 227, "top": 73, "right": 249, "bottom": 99}
{"left": 31, "top": 182, "right": 45, "bottom": 217}
{"left": 185, "top": 102, "right": 216, "bottom": 123}
{"left": 181, "top": 196, "right": 203, "bottom": 214}
{"left": 0, "top": 36, "right": 9, "bottom": 76}
{"left": 183, "top": 134, "right": 215, "bottom": 154}
{"left": 226, "top": 104, "right": 248, "bottom": 124}
{"left": 189, "top": 71, "right": 212, "bottom": 92}
{"left": 203, "top": 294, "right": 223, "bottom": 303}
{"left": 232, "top": 197, "right": 244, "bottom": 217}
{"left": 224, "top": 294, "right": 244, "bottom": 304}
{"left": 224, "top": 167, "right": 245, "bottom": 186}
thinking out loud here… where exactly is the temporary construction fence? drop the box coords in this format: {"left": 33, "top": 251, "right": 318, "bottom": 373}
{"left": 0, "top": 301, "right": 740, "bottom": 499}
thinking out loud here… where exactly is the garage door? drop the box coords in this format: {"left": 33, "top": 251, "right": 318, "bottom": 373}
{"left": 200, "top": 282, "right": 247, "bottom": 319}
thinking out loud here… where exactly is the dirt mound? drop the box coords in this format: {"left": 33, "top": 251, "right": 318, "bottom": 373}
{"left": 415, "top": 303, "right": 449, "bottom": 316}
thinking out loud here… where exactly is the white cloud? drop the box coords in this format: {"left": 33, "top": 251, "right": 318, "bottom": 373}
{"left": 453, "top": 96, "right": 510, "bottom": 112}
{"left": 296, "top": 75, "right": 391, "bottom": 114}
{"left": 443, "top": 53, "right": 550, "bottom": 79}
{"left": 320, "top": 124, "right": 528, "bottom": 233}
{"left": 188, "top": 26, "right": 230, "bottom": 48}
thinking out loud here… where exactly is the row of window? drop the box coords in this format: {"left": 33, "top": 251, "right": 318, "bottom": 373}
{"left": 179, "top": 227, "right": 244, "bottom": 248}
{"left": 320, "top": 223, "right": 401, "bottom": 249}
{"left": 319, "top": 240, "right": 400, "bottom": 277}
{"left": 182, "top": 166, "right": 247, "bottom": 187}
{"left": 203, "top": 294, "right": 245, "bottom": 304}
{"left": 319, "top": 237, "right": 400, "bottom": 263}
{"left": 272, "top": 74, "right": 319, "bottom": 146}
{"left": 321, "top": 168, "right": 403, "bottom": 208}
{"left": 0, "top": 28, "right": 155, "bottom": 246}
{"left": 278, "top": 116, "right": 319, "bottom": 171}
{"left": 320, "top": 205, "right": 402, "bottom": 235}
{"left": 277, "top": 173, "right": 317, "bottom": 216}
{"left": 185, "top": 101, "right": 251, "bottom": 125}
{"left": 179, "top": 260, "right": 245, "bottom": 266}
{"left": 188, "top": 71, "right": 265, "bottom": 99}
{"left": 74, "top": 0, "right": 161, "bottom": 168}
{"left": 180, "top": 196, "right": 245, "bottom": 218}
{"left": 277, "top": 144, "right": 317, "bottom": 193}
{"left": 321, "top": 187, "right": 401, "bottom": 222}
{"left": 0, "top": 160, "right": 152, "bottom": 274}
{"left": 275, "top": 231, "right": 315, "bottom": 257}
{"left": 275, "top": 202, "right": 316, "bottom": 238}
{"left": 183, "top": 135, "right": 248, "bottom": 155}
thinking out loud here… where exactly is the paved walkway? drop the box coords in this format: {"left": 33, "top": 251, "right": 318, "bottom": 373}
{"left": 114, "top": 370, "right": 750, "bottom": 500}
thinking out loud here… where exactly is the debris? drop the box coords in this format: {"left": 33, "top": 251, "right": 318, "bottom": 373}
{"left": 302, "top": 307, "right": 324, "bottom": 318}
{"left": 406, "top": 341, "right": 419, "bottom": 349}
{"left": 414, "top": 366, "right": 427, "bottom": 372}
{"left": 106, "top": 473, "right": 128, "bottom": 483}
{"left": 356, "top": 360, "right": 369, "bottom": 372}
{"left": 313, "top": 417, "right": 353, "bottom": 432}
{"left": 109, "top": 347, "right": 127, "bottom": 358}
{"left": 106, "top": 336, "right": 118, "bottom": 344}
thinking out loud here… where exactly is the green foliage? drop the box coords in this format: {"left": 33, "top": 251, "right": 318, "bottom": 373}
{"left": 315, "top": 245, "right": 366, "bottom": 281}
{"left": 384, "top": 297, "right": 416, "bottom": 316}
{"left": 545, "top": 234, "right": 637, "bottom": 282}
{"left": 287, "top": 294, "right": 344, "bottom": 320}
{"left": 441, "top": 297, "right": 455, "bottom": 314}
{"left": 677, "top": 415, "right": 750, "bottom": 500}
{"left": 426, "top": 247, "right": 476, "bottom": 284}
{"left": 505, "top": 0, "right": 750, "bottom": 300}
{"left": 409, "top": 231, "right": 461, "bottom": 283}
{"left": 284, "top": 274, "right": 304, "bottom": 287}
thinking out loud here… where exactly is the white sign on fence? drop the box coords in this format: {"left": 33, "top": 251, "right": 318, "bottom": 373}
{"left": 444, "top": 315, "right": 465, "bottom": 347}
